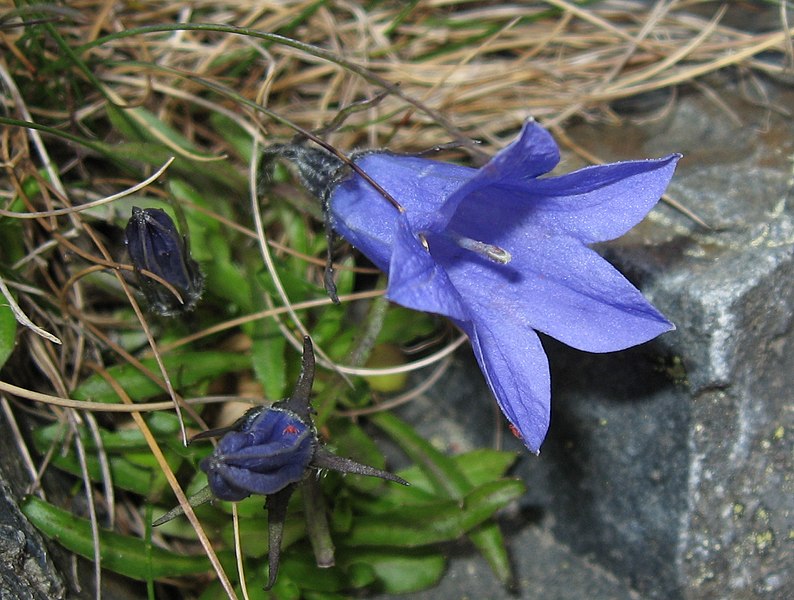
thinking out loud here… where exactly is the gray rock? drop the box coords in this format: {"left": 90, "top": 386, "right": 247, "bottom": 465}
{"left": 562, "top": 81, "right": 792, "bottom": 599}
{"left": 0, "top": 421, "right": 66, "bottom": 600}
{"left": 529, "top": 81, "right": 792, "bottom": 598}
{"left": 0, "top": 407, "right": 145, "bottom": 600}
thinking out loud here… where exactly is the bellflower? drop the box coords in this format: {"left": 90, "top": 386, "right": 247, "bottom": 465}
{"left": 124, "top": 207, "right": 204, "bottom": 315}
{"left": 323, "top": 120, "right": 680, "bottom": 453}
{"left": 155, "top": 337, "right": 407, "bottom": 589}
{"left": 199, "top": 405, "right": 316, "bottom": 501}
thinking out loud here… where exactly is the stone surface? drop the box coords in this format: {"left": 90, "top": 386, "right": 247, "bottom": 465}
{"left": 559, "top": 78, "right": 794, "bottom": 599}
{"left": 393, "top": 76, "right": 793, "bottom": 599}
{"left": 0, "top": 405, "right": 145, "bottom": 600}
{"left": 0, "top": 416, "right": 66, "bottom": 600}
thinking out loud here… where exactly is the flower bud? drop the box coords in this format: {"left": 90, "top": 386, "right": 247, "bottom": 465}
{"left": 199, "top": 406, "right": 316, "bottom": 501}
{"left": 155, "top": 337, "right": 407, "bottom": 590}
{"left": 124, "top": 207, "right": 204, "bottom": 315}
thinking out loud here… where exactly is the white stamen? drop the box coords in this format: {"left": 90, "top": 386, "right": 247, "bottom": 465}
{"left": 452, "top": 234, "right": 512, "bottom": 264}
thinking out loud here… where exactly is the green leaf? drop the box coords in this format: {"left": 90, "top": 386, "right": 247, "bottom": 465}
{"left": 111, "top": 105, "right": 216, "bottom": 159}
{"left": 369, "top": 412, "right": 472, "bottom": 499}
{"left": 367, "top": 413, "right": 522, "bottom": 585}
{"left": 376, "top": 306, "right": 436, "bottom": 346}
{"left": 278, "top": 554, "right": 347, "bottom": 592}
{"left": 21, "top": 496, "right": 214, "bottom": 579}
{"left": 209, "top": 112, "right": 253, "bottom": 162}
{"left": 0, "top": 196, "right": 26, "bottom": 265}
{"left": 31, "top": 426, "right": 176, "bottom": 496}
{"left": 249, "top": 318, "right": 286, "bottom": 401}
{"left": 204, "top": 255, "right": 254, "bottom": 311}
{"left": 468, "top": 522, "right": 513, "bottom": 588}
{"left": 342, "top": 548, "right": 445, "bottom": 594}
{"left": 34, "top": 412, "right": 181, "bottom": 452}
{"left": 397, "top": 448, "right": 518, "bottom": 494}
{"left": 72, "top": 351, "right": 250, "bottom": 403}
{"left": 220, "top": 514, "right": 305, "bottom": 558}
{"left": 324, "top": 420, "right": 389, "bottom": 494}
{"left": 108, "top": 141, "right": 246, "bottom": 191}
{"left": 454, "top": 448, "right": 519, "bottom": 486}
{"left": 344, "top": 479, "right": 525, "bottom": 547}
{"left": 0, "top": 300, "right": 17, "bottom": 368}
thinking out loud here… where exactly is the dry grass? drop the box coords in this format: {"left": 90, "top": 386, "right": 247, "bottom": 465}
{"left": 6, "top": 2, "right": 791, "bottom": 149}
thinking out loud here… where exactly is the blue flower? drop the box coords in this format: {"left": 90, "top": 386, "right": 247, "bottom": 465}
{"left": 199, "top": 406, "right": 316, "bottom": 501}
{"left": 157, "top": 337, "right": 407, "bottom": 589}
{"left": 124, "top": 207, "right": 204, "bottom": 315}
{"left": 328, "top": 121, "right": 680, "bottom": 452}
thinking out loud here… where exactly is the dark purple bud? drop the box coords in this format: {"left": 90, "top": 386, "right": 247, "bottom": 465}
{"left": 156, "top": 337, "right": 408, "bottom": 590}
{"left": 199, "top": 406, "right": 316, "bottom": 501}
{"left": 124, "top": 207, "right": 204, "bottom": 316}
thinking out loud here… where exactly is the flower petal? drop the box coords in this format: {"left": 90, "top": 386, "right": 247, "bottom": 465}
{"left": 461, "top": 318, "right": 550, "bottom": 453}
{"left": 124, "top": 207, "right": 204, "bottom": 315}
{"left": 203, "top": 470, "right": 249, "bottom": 502}
{"left": 200, "top": 406, "right": 315, "bottom": 499}
{"left": 213, "top": 461, "right": 307, "bottom": 496}
{"left": 387, "top": 215, "right": 469, "bottom": 320}
{"left": 330, "top": 153, "right": 476, "bottom": 266}
{"left": 478, "top": 120, "right": 560, "bottom": 181}
{"left": 445, "top": 155, "right": 679, "bottom": 248}
{"left": 518, "top": 155, "right": 681, "bottom": 243}
{"left": 439, "top": 233, "right": 673, "bottom": 353}
{"left": 330, "top": 122, "right": 561, "bottom": 262}
{"left": 433, "top": 120, "right": 561, "bottom": 227}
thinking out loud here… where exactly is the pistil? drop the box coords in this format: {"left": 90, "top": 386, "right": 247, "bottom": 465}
{"left": 449, "top": 232, "right": 512, "bottom": 264}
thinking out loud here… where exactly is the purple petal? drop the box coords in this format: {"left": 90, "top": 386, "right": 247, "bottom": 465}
{"left": 518, "top": 155, "right": 681, "bottom": 243}
{"left": 460, "top": 318, "right": 550, "bottom": 453}
{"left": 213, "top": 462, "right": 307, "bottom": 496}
{"left": 124, "top": 207, "right": 204, "bottom": 315}
{"left": 443, "top": 155, "right": 679, "bottom": 248}
{"left": 204, "top": 471, "right": 250, "bottom": 501}
{"left": 478, "top": 120, "right": 560, "bottom": 180}
{"left": 387, "top": 215, "right": 469, "bottom": 320}
{"left": 330, "top": 122, "right": 560, "bottom": 264}
{"left": 433, "top": 121, "right": 561, "bottom": 227}
{"left": 436, "top": 233, "right": 673, "bottom": 353}
{"left": 200, "top": 407, "right": 315, "bottom": 499}
{"left": 330, "top": 153, "right": 476, "bottom": 266}
{"left": 221, "top": 436, "right": 314, "bottom": 472}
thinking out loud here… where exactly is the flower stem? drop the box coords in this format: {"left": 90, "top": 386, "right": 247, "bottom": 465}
{"left": 302, "top": 476, "right": 335, "bottom": 569}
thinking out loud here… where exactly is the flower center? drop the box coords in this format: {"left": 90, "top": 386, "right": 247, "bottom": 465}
{"left": 448, "top": 232, "right": 512, "bottom": 264}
